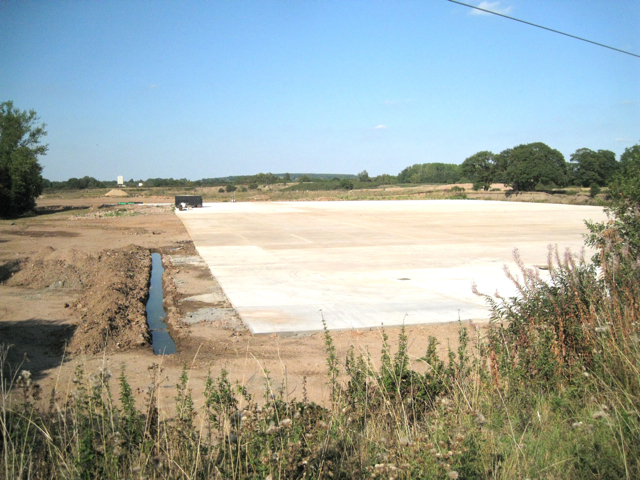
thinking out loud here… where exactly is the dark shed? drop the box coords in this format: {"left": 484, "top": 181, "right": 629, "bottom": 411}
{"left": 175, "top": 195, "right": 203, "bottom": 208}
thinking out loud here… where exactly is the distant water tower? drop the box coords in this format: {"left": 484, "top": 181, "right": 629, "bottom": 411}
{"left": 117, "top": 176, "right": 124, "bottom": 187}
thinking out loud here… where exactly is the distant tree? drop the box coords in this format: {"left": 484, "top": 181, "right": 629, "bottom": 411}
{"left": 460, "top": 151, "right": 496, "bottom": 191}
{"left": 298, "top": 175, "right": 312, "bottom": 183}
{"left": 397, "top": 163, "right": 461, "bottom": 184}
{"left": 339, "top": 178, "right": 354, "bottom": 190}
{"left": 498, "top": 142, "right": 567, "bottom": 192}
{"left": 248, "top": 183, "right": 258, "bottom": 190}
{"left": 225, "top": 184, "right": 237, "bottom": 193}
{"left": 358, "top": 170, "right": 370, "bottom": 182}
{"left": 569, "top": 148, "right": 618, "bottom": 187}
{"left": 373, "top": 173, "right": 397, "bottom": 184}
{"left": 0, "top": 101, "right": 48, "bottom": 216}
{"left": 284, "top": 172, "right": 291, "bottom": 184}
{"left": 618, "top": 143, "right": 640, "bottom": 172}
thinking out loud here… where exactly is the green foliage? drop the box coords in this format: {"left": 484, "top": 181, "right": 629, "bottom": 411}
{"left": 498, "top": 142, "right": 567, "bottom": 192}
{"left": 175, "top": 364, "right": 195, "bottom": 427}
{"left": 43, "top": 176, "right": 106, "bottom": 190}
{"left": 225, "top": 184, "right": 237, "bottom": 192}
{"left": 397, "top": 162, "right": 461, "bottom": 184}
{"left": 570, "top": 148, "right": 618, "bottom": 187}
{"left": 461, "top": 150, "right": 496, "bottom": 190}
{"left": 587, "top": 143, "right": 640, "bottom": 262}
{"left": 589, "top": 183, "right": 601, "bottom": 198}
{"left": 0, "top": 101, "right": 48, "bottom": 217}
{"left": 357, "top": 170, "right": 370, "bottom": 182}
{"left": 322, "top": 316, "right": 340, "bottom": 403}
{"left": 339, "top": 178, "right": 354, "bottom": 190}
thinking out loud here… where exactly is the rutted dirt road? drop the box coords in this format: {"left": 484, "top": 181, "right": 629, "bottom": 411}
{"left": 0, "top": 196, "right": 467, "bottom": 412}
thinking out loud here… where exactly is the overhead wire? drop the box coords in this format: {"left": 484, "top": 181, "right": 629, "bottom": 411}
{"left": 448, "top": 0, "right": 640, "bottom": 59}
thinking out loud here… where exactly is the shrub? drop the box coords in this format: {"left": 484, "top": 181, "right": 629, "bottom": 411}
{"left": 339, "top": 178, "right": 354, "bottom": 190}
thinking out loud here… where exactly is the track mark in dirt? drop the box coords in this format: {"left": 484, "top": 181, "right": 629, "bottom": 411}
{"left": 1, "top": 230, "right": 80, "bottom": 238}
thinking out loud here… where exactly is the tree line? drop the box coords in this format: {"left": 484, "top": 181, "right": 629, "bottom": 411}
{"left": 2, "top": 100, "right": 639, "bottom": 216}
{"left": 459, "top": 142, "right": 626, "bottom": 192}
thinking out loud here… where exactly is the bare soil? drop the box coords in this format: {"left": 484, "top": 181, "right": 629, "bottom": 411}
{"left": 0, "top": 195, "right": 470, "bottom": 413}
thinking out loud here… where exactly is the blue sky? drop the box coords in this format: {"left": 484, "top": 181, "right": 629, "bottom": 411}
{"left": 1, "top": 1, "right": 638, "bottom": 181}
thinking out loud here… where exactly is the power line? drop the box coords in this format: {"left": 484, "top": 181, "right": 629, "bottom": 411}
{"left": 448, "top": 0, "right": 640, "bottom": 59}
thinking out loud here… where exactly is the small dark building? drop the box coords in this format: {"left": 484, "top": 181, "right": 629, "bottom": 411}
{"left": 175, "top": 195, "right": 203, "bottom": 209}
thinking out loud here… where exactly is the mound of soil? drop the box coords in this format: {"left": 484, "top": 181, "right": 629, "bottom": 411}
{"left": 9, "top": 245, "right": 153, "bottom": 354}
{"left": 105, "top": 188, "right": 129, "bottom": 197}
{"left": 69, "top": 245, "right": 152, "bottom": 354}
{"left": 8, "top": 247, "right": 95, "bottom": 289}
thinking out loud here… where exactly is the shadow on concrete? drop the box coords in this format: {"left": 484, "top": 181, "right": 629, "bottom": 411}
{"left": 0, "top": 319, "right": 76, "bottom": 381}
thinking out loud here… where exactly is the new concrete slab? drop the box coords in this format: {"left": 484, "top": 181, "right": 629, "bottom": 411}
{"left": 176, "top": 200, "right": 607, "bottom": 334}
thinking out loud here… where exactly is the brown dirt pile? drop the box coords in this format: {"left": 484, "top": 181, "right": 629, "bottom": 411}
{"left": 68, "top": 246, "right": 152, "bottom": 354}
{"left": 9, "top": 245, "right": 153, "bottom": 354}
{"left": 8, "top": 247, "right": 95, "bottom": 289}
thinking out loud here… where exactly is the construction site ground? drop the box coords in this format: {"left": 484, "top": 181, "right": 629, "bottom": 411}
{"left": 1, "top": 195, "right": 472, "bottom": 414}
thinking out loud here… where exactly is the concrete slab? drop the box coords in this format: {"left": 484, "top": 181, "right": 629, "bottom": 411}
{"left": 176, "top": 200, "right": 607, "bottom": 334}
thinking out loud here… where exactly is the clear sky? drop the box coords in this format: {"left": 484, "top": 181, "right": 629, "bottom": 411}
{"left": 1, "top": 1, "right": 639, "bottom": 181}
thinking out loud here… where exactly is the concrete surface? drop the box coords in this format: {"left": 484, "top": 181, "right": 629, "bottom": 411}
{"left": 176, "top": 200, "right": 607, "bottom": 334}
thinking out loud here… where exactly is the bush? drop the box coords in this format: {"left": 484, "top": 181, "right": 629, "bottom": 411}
{"left": 589, "top": 183, "right": 601, "bottom": 198}
{"left": 218, "top": 187, "right": 224, "bottom": 193}
{"left": 225, "top": 184, "right": 236, "bottom": 193}
{"left": 339, "top": 178, "right": 353, "bottom": 190}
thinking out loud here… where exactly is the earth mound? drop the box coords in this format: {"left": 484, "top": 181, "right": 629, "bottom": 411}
{"left": 105, "top": 188, "right": 129, "bottom": 197}
{"left": 8, "top": 247, "right": 95, "bottom": 289}
{"left": 9, "top": 245, "right": 153, "bottom": 354}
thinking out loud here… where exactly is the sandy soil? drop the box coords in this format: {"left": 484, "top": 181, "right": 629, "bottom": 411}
{"left": 0, "top": 196, "right": 471, "bottom": 414}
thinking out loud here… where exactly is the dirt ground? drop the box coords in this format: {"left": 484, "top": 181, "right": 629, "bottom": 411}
{"left": 0, "top": 195, "right": 474, "bottom": 415}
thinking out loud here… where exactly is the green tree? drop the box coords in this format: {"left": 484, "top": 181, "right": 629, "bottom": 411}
{"left": 339, "top": 178, "right": 354, "bottom": 190}
{"left": 498, "top": 142, "right": 567, "bottom": 192}
{"left": 0, "top": 101, "right": 48, "bottom": 216}
{"left": 587, "top": 143, "right": 640, "bottom": 261}
{"left": 569, "top": 148, "right": 618, "bottom": 187}
{"left": 609, "top": 144, "right": 640, "bottom": 253}
{"left": 460, "top": 150, "right": 495, "bottom": 190}
{"left": 358, "top": 170, "right": 370, "bottom": 182}
{"left": 397, "top": 163, "right": 461, "bottom": 184}
{"left": 284, "top": 172, "right": 291, "bottom": 183}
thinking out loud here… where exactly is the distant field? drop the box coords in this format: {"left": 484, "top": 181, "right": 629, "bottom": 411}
{"left": 41, "top": 182, "right": 607, "bottom": 206}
